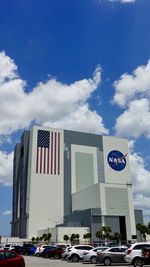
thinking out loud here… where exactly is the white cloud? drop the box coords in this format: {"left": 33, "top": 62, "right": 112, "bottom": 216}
{"left": 0, "top": 51, "right": 18, "bottom": 84}
{"left": 109, "top": 0, "right": 136, "bottom": 3}
{"left": 115, "top": 99, "right": 150, "bottom": 138}
{"left": 113, "top": 60, "right": 150, "bottom": 107}
{"left": 127, "top": 142, "right": 150, "bottom": 223}
{"left": 0, "top": 52, "right": 108, "bottom": 137}
{"left": 0, "top": 151, "right": 13, "bottom": 186}
{"left": 2, "top": 210, "right": 12, "bottom": 216}
{"left": 0, "top": 52, "right": 109, "bottom": 185}
{"left": 97, "top": 0, "right": 136, "bottom": 3}
{"left": 113, "top": 60, "right": 150, "bottom": 139}
{"left": 129, "top": 150, "right": 150, "bottom": 196}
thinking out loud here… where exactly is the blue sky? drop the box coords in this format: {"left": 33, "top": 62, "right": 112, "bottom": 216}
{"left": 0, "top": 0, "right": 150, "bottom": 236}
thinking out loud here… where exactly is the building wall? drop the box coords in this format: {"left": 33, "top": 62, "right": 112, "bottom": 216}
{"left": 26, "top": 126, "right": 64, "bottom": 238}
{"left": 11, "top": 126, "right": 139, "bottom": 240}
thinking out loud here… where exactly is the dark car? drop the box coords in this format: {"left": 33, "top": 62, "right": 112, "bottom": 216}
{"left": 49, "top": 247, "right": 65, "bottom": 259}
{"left": 9, "top": 245, "right": 23, "bottom": 254}
{"left": 97, "top": 246, "right": 127, "bottom": 265}
{"left": 40, "top": 246, "right": 57, "bottom": 258}
{"left": 21, "top": 244, "right": 36, "bottom": 256}
{"left": 41, "top": 246, "right": 64, "bottom": 259}
{"left": 0, "top": 250, "right": 25, "bottom": 267}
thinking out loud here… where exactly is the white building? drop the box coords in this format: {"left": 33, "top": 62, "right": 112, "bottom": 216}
{"left": 11, "top": 125, "right": 143, "bottom": 241}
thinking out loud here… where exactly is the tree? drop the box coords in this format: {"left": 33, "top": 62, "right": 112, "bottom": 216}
{"left": 102, "top": 226, "right": 112, "bottom": 242}
{"left": 136, "top": 223, "right": 147, "bottom": 241}
{"left": 86, "top": 233, "right": 92, "bottom": 242}
{"left": 83, "top": 233, "right": 88, "bottom": 243}
{"left": 47, "top": 233, "right": 52, "bottom": 243}
{"left": 75, "top": 234, "right": 80, "bottom": 239}
{"left": 112, "top": 232, "right": 122, "bottom": 245}
{"left": 39, "top": 236, "right": 43, "bottom": 242}
{"left": 42, "top": 233, "right": 48, "bottom": 242}
{"left": 95, "top": 230, "right": 102, "bottom": 242}
{"left": 31, "top": 237, "right": 35, "bottom": 243}
{"left": 36, "top": 237, "right": 40, "bottom": 243}
{"left": 63, "top": 234, "right": 69, "bottom": 243}
{"left": 70, "top": 233, "right": 76, "bottom": 241}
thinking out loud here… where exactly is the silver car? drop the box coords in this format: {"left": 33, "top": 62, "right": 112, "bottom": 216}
{"left": 96, "top": 246, "right": 128, "bottom": 265}
{"left": 83, "top": 246, "right": 109, "bottom": 264}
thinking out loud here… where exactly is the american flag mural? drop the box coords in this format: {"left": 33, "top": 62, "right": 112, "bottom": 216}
{"left": 36, "top": 129, "right": 60, "bottom": 175}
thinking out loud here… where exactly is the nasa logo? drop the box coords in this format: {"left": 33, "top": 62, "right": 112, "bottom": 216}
{"left": 107, "top": 150, "right": 128, "bottom": 171}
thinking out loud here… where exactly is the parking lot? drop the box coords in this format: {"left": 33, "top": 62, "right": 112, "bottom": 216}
{"left": 24, "top": 256, "right": 130, "bottom": 267}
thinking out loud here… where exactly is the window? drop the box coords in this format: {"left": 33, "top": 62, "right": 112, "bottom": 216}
{"left": 5, "top": 252, "right": 16, "bottom": 259}
{"left": 0, "top": 252, "right": 5, "bottom": 260}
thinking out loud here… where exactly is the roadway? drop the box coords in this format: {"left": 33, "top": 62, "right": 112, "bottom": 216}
{"left": 24, "top": 256, "right": 135, "bottom": 267}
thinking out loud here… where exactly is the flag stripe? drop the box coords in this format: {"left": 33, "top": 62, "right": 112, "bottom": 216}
{"left": 36, "top": 147, "right": 39, "bottom": 173}
{"left": 58, "top": 133, "right": 60, "bottom": 175}
{"left": 43, "top": 147, "right": 46, "bottom": 173}
{"left": 54, "top": 132, "right": 57, "bottom": 175}
{"left": 36, "top": 130, "right": 61, "bottom": 175}
{"left": 51, "top": 132, "right": 53, "bottom": 175}
{"left": 47, "top": 146, "right": 49, "bottom": 174}
{"left": 40, "top": 147, "right": 42, "bottom": 173}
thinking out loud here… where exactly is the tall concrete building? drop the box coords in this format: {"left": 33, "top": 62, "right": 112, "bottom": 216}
{"left": 11, "top": 125, "right": 142, "bottom": 240}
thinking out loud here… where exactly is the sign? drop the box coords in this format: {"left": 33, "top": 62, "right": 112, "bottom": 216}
{"left": 107, "top": 150, "right": 127, "bottom": 171}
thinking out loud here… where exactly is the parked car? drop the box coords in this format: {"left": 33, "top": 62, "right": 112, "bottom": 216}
{"left": 34, "top": 245, "right": 55, "bottom": 256}
{"left": 97, "top": 246, "right": 128, "bottom": 265}
{"left": 3, "top": 244, "right": 11, "bottom": 250}
{"left": 67, "top": 244, "right": 93, "bottom": 262}
{"left": 9, "top": 245, "right": 23, "bottom": 254}
{"left": 83, "top": 246, "right": 109, "bottom": 264}
{"left": 40, "top": 246, "right": 57, "bottom": 258}
{"left": 0, "top": 250, "right": 25, "bottom": 267}
{"left": 124, "top": 242, "right": 150, "bottom": 265}
{"left": 61, "top": 246, "right": 72, "bottom": 260}
{"left": 133, "top": 246, "right": 150, "bottom": 267}
{"left": 49, "top": 247, "right": 65, "bottom": 259}
{"left": 21, "top": 244, "right": 36, "bottom": 256}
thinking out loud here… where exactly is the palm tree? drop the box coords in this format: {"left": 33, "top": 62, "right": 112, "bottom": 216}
{"left": 36, "top": 237, "right": 40, "bottom": 243}
{"left": 102, "top": 226, "right": 112, "bottom": 243}
{"left": 95, "top": 230, "right": 103, "bottom": 242}
{"left": 136, "top": 223, "right": 147, "bottom": 241}
{"left": 42, "top": 233, "right": 48, "bottom": 242}
{"left": 47, "top": 233, "right": 52, "bottom": 243}
{"left": 86, "top": 233, "right": 92, "bottom": 242}
{"left": 31, "top": 237, "right": 35, "bottom": 243}
{"left": 83, "top": 233, "right": 88, "bottom": 243}
{"left": 76, "top": 234, "right": 80, "bottom": 240}
{"left": 70, "top": 234, "right": 76, "bottom": 241}
{"left": 63, "top": 234, "right": 69, "bottom": 244}
{"left": 112, "top": 232, "right": 122, "bottom": 245}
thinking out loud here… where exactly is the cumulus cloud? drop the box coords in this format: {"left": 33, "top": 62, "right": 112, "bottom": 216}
{"left": 0, "top": 52, "right": 108, "bottom": 137}
{"left": 110, "top": 0, "right": 136, "bottom": 3}
{"left": 113, "top": 60, "right": 150, "bottom": 107}
{"left": 97, "top": 0, "right": 136, "bottom": 3}
{"left": 115, "top": 99, "right": 150, "bottom": 138}
{"left": 2, "top": 210, "right": 12, "bottom": 216}
{"left": 128, "top": 143, "right": 150, "bottom": 222}
{"left": 0, "top": 151, "right": 13, "bottom": 186}
{"left": 113, "top": 60, "right": 150, "bottom": 139}
{"left": 0, "top": 51, "right": 109, "bottom": 185}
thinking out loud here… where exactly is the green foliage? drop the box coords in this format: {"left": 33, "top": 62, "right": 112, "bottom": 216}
{"left": 95, "top": 230, "right": 102, "bottom": 241}
{"left": 63, "top": 234, "right": 69, "bottom": 242}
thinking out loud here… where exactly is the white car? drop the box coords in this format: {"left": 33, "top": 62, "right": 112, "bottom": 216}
{"left": 83, "top": 246, "right": 109, "bottom": 264}
{"left": 124, "top": 242, "right": 150, "bottom": 265}
{"left": 61, "top": 246, "right": 72, "bottom": 260}
{"left": 67, "top": 244, "right": 93, "bottom": 262}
